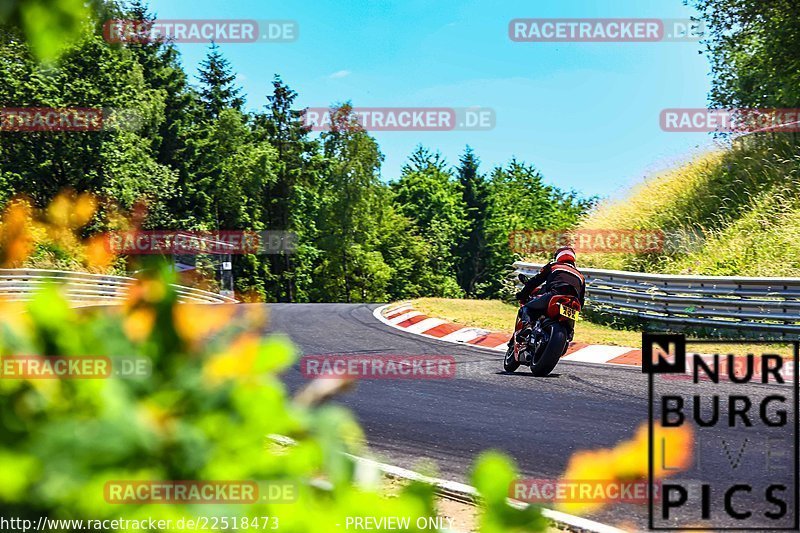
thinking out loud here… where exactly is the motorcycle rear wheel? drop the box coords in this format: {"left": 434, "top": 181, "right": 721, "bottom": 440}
{"left": 530, "top": 322, "right": 567, "bottom": 377}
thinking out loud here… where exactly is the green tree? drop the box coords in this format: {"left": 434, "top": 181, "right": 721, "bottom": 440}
{"left": 315, "top": 103, "right": 386, "bottom": 302}
{"left": 455, "top": 146, "right": 489, "bottom": 296}
{"left": 0, "top": 21, "right": 176, "bottom": 217}
{"left": 197, "top": 42, "right": 244, "bottom": 119}
{"left": 690, "top": 0, "right": 800, "bottom": 110}
{"left": 371, "top": 188, "right": 443, "bottom": 300}
{"left": 254, "top": 76, "right": 322, "bottom": 302}
{"left": 124, "top": 1, "right": 199, "bottom": 170}
{"left": 481, "top": 160, "right": 592, "bottom": 297}
{"left": 391, "top": 146, "right": 467, "bottom": 296}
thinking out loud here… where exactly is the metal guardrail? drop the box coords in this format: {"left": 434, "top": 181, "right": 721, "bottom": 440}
{"left": 0, "top": 269, "right": 237, "bottom": 305}
{"left": 514, "top": 262, "right": 800, "bottom": 336}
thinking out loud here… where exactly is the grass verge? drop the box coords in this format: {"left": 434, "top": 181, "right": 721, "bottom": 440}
{"left": 405, "top": 298, "right": 792, "bottom": 357}
{"left": 407, "top": 297, "right": 640, "bottom": 346}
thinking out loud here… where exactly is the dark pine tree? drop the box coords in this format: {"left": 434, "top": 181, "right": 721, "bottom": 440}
{"left": 255, "top": 75, "right": 317, "bottom": 302}
{"left": 456, "top": 146, "right": 489, "bottom": 296}
{"left": 197, "top": 42, "right": 244, "bottom": 119}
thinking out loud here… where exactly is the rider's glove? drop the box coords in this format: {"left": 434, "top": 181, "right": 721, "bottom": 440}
{"left": 515, "top": 291, "right": 525, "bottom": 302}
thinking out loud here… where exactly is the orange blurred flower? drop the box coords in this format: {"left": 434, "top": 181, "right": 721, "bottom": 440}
{"left": 84, "top": 234, "right": 116, "bottom": 269}
{"left": 124, "top": 278, "right": 168, "bottom": 311}
{"left": 173, "top": 304, "right": 236, "bottom": 347}
{"left": 556, "top": 421, "right": 693, "bottom": 515}
{"left": 123, "top": 307, "right": 156, "bottom": 342}
{"left": 0, "top": 191, "right": 116, "bottom": 271}
{"left": 651, "top": 423, "right": 693, "bottom": 477}
{"left": 0, "top": 200, "right": 36, "bottom": 267}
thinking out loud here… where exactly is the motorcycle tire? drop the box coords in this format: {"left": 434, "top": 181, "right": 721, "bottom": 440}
{"left": 503, "top": 344, "right": 520, "bottom": 372}
{"left": 530, "top": 321, "right": 567, "bottom": 377}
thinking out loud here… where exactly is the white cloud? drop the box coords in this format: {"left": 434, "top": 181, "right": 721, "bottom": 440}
{"left": 328, "top": 70, "right": 351, "bottom": 80}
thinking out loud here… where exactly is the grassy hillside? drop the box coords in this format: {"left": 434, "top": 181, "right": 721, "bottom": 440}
{"left": 571, "top": 135, "right": 800, "bottom": 276}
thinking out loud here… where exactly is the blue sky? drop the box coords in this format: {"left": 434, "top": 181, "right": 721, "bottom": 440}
{"left": 146, "top": 0, "right": 714, "bottom": 199}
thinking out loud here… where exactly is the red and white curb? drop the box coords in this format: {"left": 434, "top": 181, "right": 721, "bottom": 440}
{"left": 374, "top": 303, "right": 796, "bottom": 383}
{"left": 374, "top": 302, "right": 643, "bottom": 368}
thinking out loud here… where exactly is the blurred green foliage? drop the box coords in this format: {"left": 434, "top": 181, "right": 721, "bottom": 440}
{"left": 0, "top": 0, "right": 91, "bottom": 61}
{"left": 0, "top": 266, "right": 546, "bottom": 531}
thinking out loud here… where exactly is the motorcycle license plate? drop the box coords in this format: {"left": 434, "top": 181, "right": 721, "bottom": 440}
{"left": 559, "top": 304, "right": 579, "bottom": 320}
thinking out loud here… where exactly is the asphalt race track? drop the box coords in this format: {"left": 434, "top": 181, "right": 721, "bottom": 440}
{"left": 265, "top": 302, "right": 798, "bottom": 531}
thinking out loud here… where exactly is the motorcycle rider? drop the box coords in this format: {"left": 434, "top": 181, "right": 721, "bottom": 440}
{"left": 511, "top": 245, "right": 586, "bottom": 345}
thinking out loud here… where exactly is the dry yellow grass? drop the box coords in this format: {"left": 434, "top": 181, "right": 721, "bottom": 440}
{"left": 582, "top": 151, "right": 725, "bottom": 231}
{"left": 405, "top": 298, "right": 790, "bottom": 355}
{"left": 408, "top": 297, "right": 641, "bottom": 347}
{"left": 548, "top": 137, "right": 800, "bottom": 276}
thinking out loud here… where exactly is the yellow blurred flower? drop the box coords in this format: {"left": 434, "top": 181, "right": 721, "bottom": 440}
{"left": 556, "top": 421, "right": 693, "bottom": 515}
{"left": 47, "top": 191, "right": 96, "bottom": 229}
{"left": 124, "top": 307, "right": 156, "bottom": 342}
{"left": 0, "top": 299, "right": 32, "bottom": 340}
{"left": 47, "top": 193, "right": 72, "bottom": 228}
{"left": 136, "top": 401, "right": 176, "bottom": 436}
{"left": 72, "top": 193, "right": 97, "bottom": 228}
{"left": 173, "top": 304, "right": 236, "bottom": 347}
{"left": 203, "top": 334, "right": 260, "bottom": 384}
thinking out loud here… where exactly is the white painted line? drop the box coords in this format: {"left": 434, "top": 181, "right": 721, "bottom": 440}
{"left": 268, "top": 433, "right": 626, "bottom": 533}
{"left": 384, "top": 303, "right": 412, "bottom": 317}
{"left": 355, "top": 455, "right": 627, "bottom": 533}
{"left": 406, "top": 317, "right": 447, "bottom": 334}
{"left": 440, "top": 327, "right": 489, "bottom": 343}
{"left": 388, "top": 310, "right": 422, "bottom": 325}
{"left": 562, "top": 344, "right": 634, "bottom": 364}
{"left": 539, "top": 508, "right": 628, "bottom": 533}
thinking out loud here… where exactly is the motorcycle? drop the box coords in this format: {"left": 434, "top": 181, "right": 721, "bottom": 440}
{"left": 503, "top": 273, "right": 581, "bottom": 377}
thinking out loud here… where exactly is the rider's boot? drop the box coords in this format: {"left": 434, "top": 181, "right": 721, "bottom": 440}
{"left": 515, "top": 326, "right": 531, "bottom": 344}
